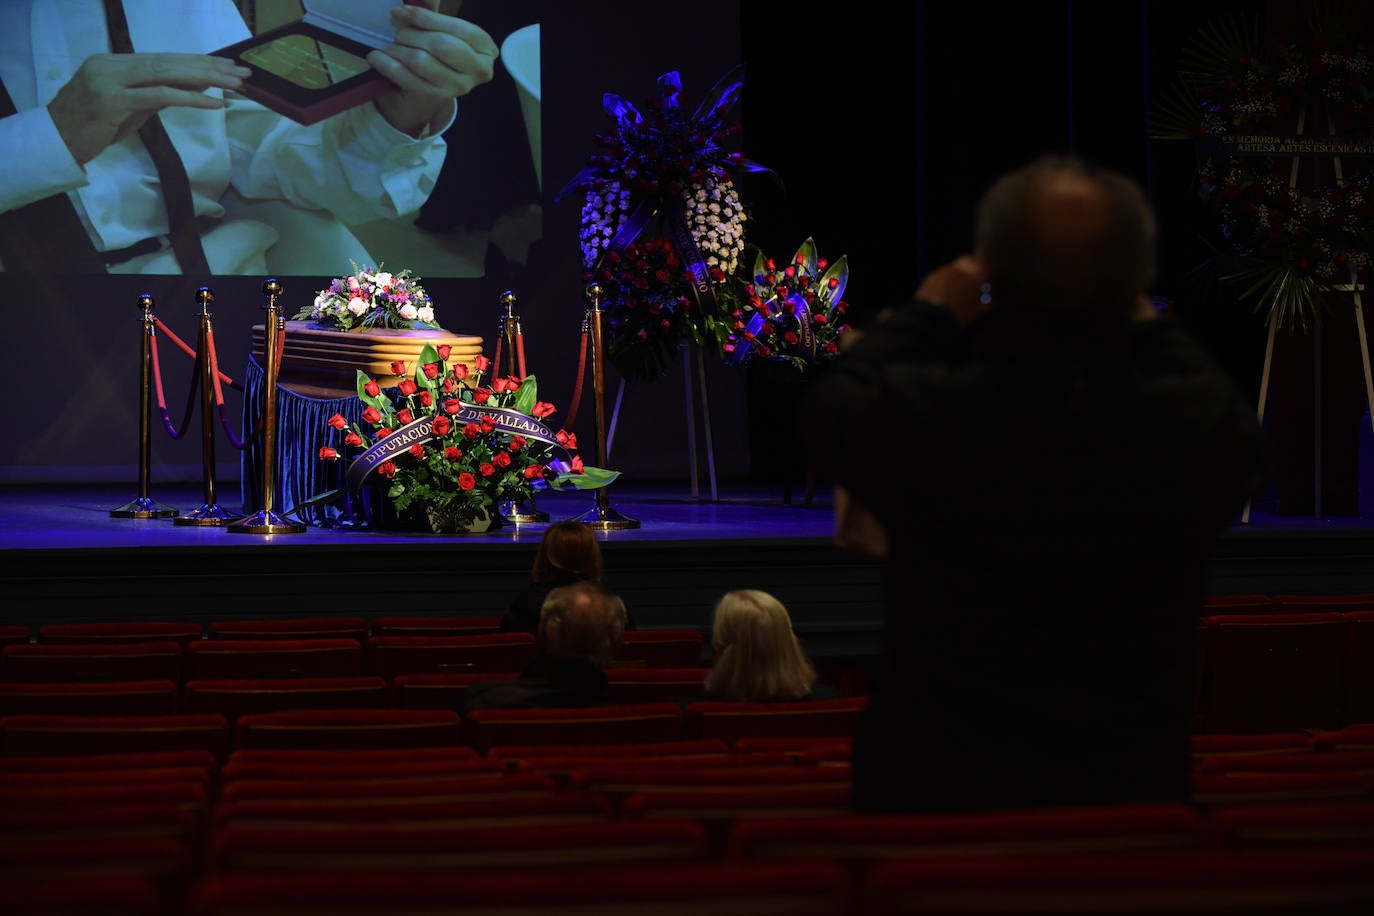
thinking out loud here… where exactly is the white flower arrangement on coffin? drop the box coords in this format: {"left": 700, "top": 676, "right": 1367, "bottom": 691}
{"left": 293, "top": 262, "right": 440, "bottom": 332}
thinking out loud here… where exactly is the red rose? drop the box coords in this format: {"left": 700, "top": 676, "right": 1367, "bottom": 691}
{"left": 532, "top": 401, "right": 556, "bottom": 418}
{"left": 474, "top": 355, "right": 491, "bottom": 373}
{"left": 409, "top": 443, "right": 425, "bottom": 459}
{"left": 452, "top": 363, "right": 469, "bottom": 380}
{"left": 398, "top": 379, "right": 418, "bottom": 396}
{"left": 318, "top": 447, "right": 339, "bottom": 460}
{"left": 445, "top": 446, "right": 462, "bottom": 462}
{"left": 390, "top": 361, "right": 407, "bottom": 376}
{"left": 419, "top": 391, "right": 433, "bottom": 408}
{"left": 522, "top": 465, "right": 543, "bottom": 479}
{"left": 463, "top": 422, "right": 481, "bottom": 439}
{"left": 480, "top": 416, "right": 497, "bottom": 434}
{"left": 361, "top": 406, "right": 382, "bottom": 425}
{"left": 328, "top": 413, "right": 347, "bottom": 429}
{"left": 375, "top": 427, "right": 392, "bottom": 439}
{"left": 510, "top": 435, "right": 526, "bottom": 451}
{"left": 422, "top": 362, "right": 440, "bottom": 380}
{"left": 493, "top": 451, "right": 511, "bottom": 468}
{"left": 396, "top": 409, "right": 413, "bottom": 425}
{"left": 364, "top": 379, "right": 381, "bottom": 398}
{"left": 570, "top": 456, "right": 585, "bottom": 474}
{"left": 458, "top": 472, "right": 476, "bottom": 490}
{"left": 444, "top": 399, "right": 463, "bottom": 415}
{"left": 437, "top": 344, "right": 452, "bottom": 360}
{"left": 479, "top": 462, "right": 496, "bottom": 477}
{"left": 473, "top": 388, "right": 491, "bottom": 404}
{"left": 431, "top": 415, "right": 451, "bottom": 436}
{"left": 343, "top": 431, "right": 362, "bottom": 447}
{"left": 378, "top": 461, "right": 397, "bottom": 479}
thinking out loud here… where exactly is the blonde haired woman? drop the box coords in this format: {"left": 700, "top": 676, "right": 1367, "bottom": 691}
{"left": 702, "top": 589, "right": 838, "bottom": 702}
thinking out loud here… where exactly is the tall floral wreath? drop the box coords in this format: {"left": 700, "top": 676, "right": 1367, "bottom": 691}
{"left": 556, "top": 65, "right": 774, "bottom": 382}
{"left": 1150, "top": 9, "right": 1373, "bottom": 332}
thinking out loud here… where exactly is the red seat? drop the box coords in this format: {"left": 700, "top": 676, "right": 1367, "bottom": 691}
{"left": 206, "top": 817, "right": 714, "bottom": 873}
{"left": 1191, "top": 731, "right": 1316, "bottom": 759}
{"left": 0, "top": 874, "right": 164, "bottom": 916}
{"left": 367, "top": 633, "right": 536, "bottom": 679}
{"left": 211, "top": 791, "right": 615, "bottom": 831}
{"left": 1191, "top": 769, "right": 1374, "bottom": 805}
{"left": 371, "top": 616, "right": 504, "bottom": 637}
{"left": 605, "top": 667, "right": 710, "bottom": 704}
{"left": 862, "top": 847, "right": 1374, "bottom": 915}
{"left": 727, "top": 803, "right": 1207, "bottom": 867}
{"left": 0, "top": 713, "right": 231, "bottom": 760}
{"left": 1, "top": 641, "right": 183, "bottom": 684}
{"left": 461, "top": 702, "right": 684, "bottom": 754}
{"left": 218, "top": 772, "right": 557, "bottom": 807}
{"left": 0, "top": 679, "right": 178, "bottom": 716}
{"left": 1205, "top": 801, "right": 1374, "bottom": 849}
{"left": 233, "top": 708, "right": 463, "bottom": 751}
{"left": 1346, "top": 611, "right": 1374, "bottom": 726}
{"left": 207, "top": 616, "right": 370, "bottom": 642}
{"left": 682, "top": 696, "right": 869, "bottom": 745}
{"left": 191, "top": 859, "right": 853, "bottom": 916}
{"left": 36, "top": 621, "right": 204, "bottom": 646}
{"left": 612, "top": 629, "right": 705, "bottom": 668}
{"left": 1277, "top": 593, "right": 1374, "bottom": 614}
{"left": 185, "top": 638, "right": 362, "bottom": 681}
{"left": 568, "top": 762, "right": 851, "bottom": 815}
{"left": 0, "top": 625, "right": 30, "bottom": 648}
{"left": 1204, "top": 594, "right": 1282, "bottom": 614}
{"left": 183, "top": 676, "right": 386, "bottom": 721}
{"left": 1312, "top": 723, "right": 1374, "bottom": 751}
{"left": 220, "top": 753, "right": 505, "bottom": 785}
{"left": 390, "top": 673, "right": 504, "bottom": 711}
{"left": 1196, "top": 613, "right": 1349, "bottom": 732}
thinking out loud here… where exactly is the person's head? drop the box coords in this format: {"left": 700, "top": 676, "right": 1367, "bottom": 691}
{"left": 537, "top": 580, "right": 627, "bottom": 668}
{"left": 531, "top": 520, "right": 603, "bottom": 586}
{"left": 704, "top": 589, "right": 817, "bottom": 702}
{"left": 974, "top": 154, "right": 1156, "bottom": 329}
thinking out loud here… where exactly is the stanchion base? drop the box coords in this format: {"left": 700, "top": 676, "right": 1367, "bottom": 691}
{"left": 173, "top": 504, "right": 242, "bottom": 527}
{"left": 499, "top": 498, "right": 549, "bottom": 524}
{"left": 574, "top": 503, "right": 641, "bottom": 530}
{"left": 110, "top": 497, "right": 178, "bottom": 519}
{"left": 228, "top": 510, "right": 308, "bottom": 535}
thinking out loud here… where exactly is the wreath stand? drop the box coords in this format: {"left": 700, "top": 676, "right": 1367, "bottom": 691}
{"left": 1241, "top": 109, "right": 1372, "bottom": 523}
{"left": 605, "top": 339, "right": 719, "bottom": 502}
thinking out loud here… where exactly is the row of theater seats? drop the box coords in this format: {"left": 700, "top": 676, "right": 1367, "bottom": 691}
{"left": 1195, "top": 597, "right": 1374, "bottom": 733}
{"left": 3, "top": 601, "right": 1371, "bottom": 734}
{"left": 4, "top": 725, "right": 1374, "bottom": 915}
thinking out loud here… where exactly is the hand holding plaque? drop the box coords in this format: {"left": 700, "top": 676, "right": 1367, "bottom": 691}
{"left": 215, "top": 0, "right": 497, "bottom": 132}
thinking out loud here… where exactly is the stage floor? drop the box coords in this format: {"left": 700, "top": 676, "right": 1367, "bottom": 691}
{"left": 4, "top": 480, "right": 1374, "bottom": 657}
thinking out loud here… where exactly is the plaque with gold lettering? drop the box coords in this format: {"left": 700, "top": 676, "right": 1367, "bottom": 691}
{"left": 214, "top": 0, "right": 400, "bottom": 125}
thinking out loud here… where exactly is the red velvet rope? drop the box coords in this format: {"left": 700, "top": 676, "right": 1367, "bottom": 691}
{"left": 149, "top": 330, "right": 198, "bottom": 440}
{"left": 515, "top": 331, "right": 527, "bottom": 379}
{"left": 564, "top": 328, "right": 590, "bottom": 429}
{"left": 152, "top": 316, "right": 241, "bottom": 391}
{"left": 207, "top": 328, "right": 276, "bottom": 450}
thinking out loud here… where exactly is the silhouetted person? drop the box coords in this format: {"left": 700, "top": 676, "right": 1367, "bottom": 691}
{"left": 806, "top": 154, "right": 1269, "bottom": 812}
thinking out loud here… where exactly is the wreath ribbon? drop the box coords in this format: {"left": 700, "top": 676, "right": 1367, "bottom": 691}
{"left": 727, "top": 292, "right": 815, "bottom": 365}
{"left": 345, "top": 405, "right": 567, "bottom": 490}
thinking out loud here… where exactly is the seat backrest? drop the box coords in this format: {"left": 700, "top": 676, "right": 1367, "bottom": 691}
{"left": 36, "top": 621, "right": 204, "bottom": 646}
{"left": 183, "top": 676, "right": 388, "bottom": 721}
{"left": 1, "top": 641, "right": 183, "bottom": 684}
{"left": 612, "top": 629, "right": 705, "bottom": 668}
{"left": 605, "top": 667, "right": 711, "bottom": 704}
{"left": 1345, "top": 611, "right": 1374, "bottom": 727}
{"left": 207, "top": 617, "right": 370, "bottom": 642}
{"left": 190, "top": 858, "right": 853, "bottom": 916}
{"left": 462, "top": 702, "right": 685, "bottom": 754}
{"left": 1197, "top": 613, "right": 1349, "bottom": 732}
{"left": 0, "top": 679, "right": 179, "bottom": 717}
{"left": 184, "top": 639, "right": 363, "bottom": 681}
{"left": 232, "top": 708, "right": 464, "bottom": 752}
{"left": 0, "top": 713, "right": 231, "bottom": 761}
{"left": 367, "top": 633, "right": 536, "bottom": 679}
{"left": 371, "top": 616, "right": 504, "bottom": 637}
{"left": 682, "top": 697, "right": 869, "bottom": 745}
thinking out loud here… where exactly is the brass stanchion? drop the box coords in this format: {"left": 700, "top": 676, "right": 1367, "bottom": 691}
{"left": 495, "top": 290, "right": 549, "bottom": 525}
{"left": 575, "top": 282, "right": 639, "bottom": 530}
{"left": 230, "top": 279, "right": 306, "bottom": 534}
{"left": 111, "top": 294, "right": 177, "bottom": 518}
{"left": 175, "top": 287, "right": 241, "bottom": 526}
